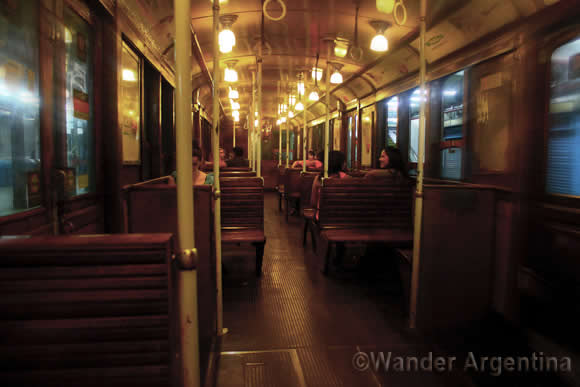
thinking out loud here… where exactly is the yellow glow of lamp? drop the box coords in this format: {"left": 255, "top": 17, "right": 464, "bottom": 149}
{"left": 370, "top": 20, "right": 391, "bottom": 52}
{"left": 224, "top": 60, "right": 239, "bottom": 82}
{"left": 122, "top": 69, "right": 137, "bottom": 82}
{"left": 219, "top": 15, "right": 238, "bottom": 53}
{"left": 295, "top": 101, "right": 304, "bottom": 111}
{"left": 288, "top": 111, "right": 294, "bottom": 118}
{"left": 309, "top": 89, "right": 319, "bottom": 101}
{"left": 229, "top": 88, "right": 239, "bottom": 99}
{"left": 334, "top": 38, "right": 349, "bottom": 58}
{"left": 376, "top": 0, "right": 395, "bottom": 14}
{"left": 311, "top": 67, "right": 323, "bottom": 81}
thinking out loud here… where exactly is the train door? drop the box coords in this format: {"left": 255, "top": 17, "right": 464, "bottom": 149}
{"left": 0, "top": 0, "right": 105, "bottom": 235}
{"left": 53, "top": 2, "right": 103, "bottom": 234}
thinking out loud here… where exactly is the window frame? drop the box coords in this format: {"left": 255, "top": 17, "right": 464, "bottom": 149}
{"left": 542, "top": 26, "right": 580, "bottom": 207}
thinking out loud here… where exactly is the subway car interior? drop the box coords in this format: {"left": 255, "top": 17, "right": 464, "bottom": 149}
{"left": 1, "top": 0, "right": 580, "bottom": 386}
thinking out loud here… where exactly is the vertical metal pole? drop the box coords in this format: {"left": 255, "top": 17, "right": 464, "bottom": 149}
{"left": 233, "top": 120, "right": 236, "bottom": 148}
{"left": 212, "top": 0, "right": 225, "bottom": 338}
{"left": 410, "top": 0, "right": 427, "bottom": 330}
{"left": 324, "top": 44, "right": 331, "bottom": 178}
{"left": 302, "top": 102, "right": 307, "bottom": 172}
{"left": 277, "top": 81, "right": 282, "bottom": 167}
{"left": 257, "top": 39, "right": 263, "bottom": 177}
{"left": 251, "top": 72, "right": 256, "bottom": 172}
{"left": 285, "top": 121, "right": 289, "bottom": 168}
{"left": 175, "top": 0, "right": 199, "bottom": 385}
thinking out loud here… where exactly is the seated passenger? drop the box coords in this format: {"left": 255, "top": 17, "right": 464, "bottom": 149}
{"left": 310, "top": 150, "right": 349, "bottom": 220}
{"left": 291, "top": 150, "right": 323, "bottom": 169}
{"left": 364, "top": 147, "right": 407, "bottom": 181}
{"left": 226, "top": 146, "right": 247, "bottom": 167}
{"left": 168, "top": 148, "right": 214, "bottom": 185}
{"left": 219, "top": 147, "right": 228, "bottom": 168}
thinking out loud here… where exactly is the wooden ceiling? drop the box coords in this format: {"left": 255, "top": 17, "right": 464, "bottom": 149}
{"left": 119, "top": 0, "right": 556, "bottom": 126}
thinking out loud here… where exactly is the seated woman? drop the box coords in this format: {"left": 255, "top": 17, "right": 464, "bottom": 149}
{"left": 168, "top": 148, "right": 214, "bottom": 185}
{"left": 310, "top": 150, "right": 349, "bottom": 220}
{"left": 291, "top": 150, "right": 323, "bottom": 169}
{"left": 364, "top": 146, "right": 407, "bottom": 181}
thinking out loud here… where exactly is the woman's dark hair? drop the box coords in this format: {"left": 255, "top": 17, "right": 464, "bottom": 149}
{"left": 383, "top": 146, "right": 407, "bottom": 177}
{"left": 192, "top": 147, "right": 203, "bottom": 160}
{"left": 316, "top": 151, "right": 324, "bottom": 161}
{"left": 233, "top": 146, "right": 243, "bottom": 157}
{"left": 308, "top": 150, "right": 316, "bottom": 157}
{"left": 327, "top": 150, "right": 346, "bottom": 175}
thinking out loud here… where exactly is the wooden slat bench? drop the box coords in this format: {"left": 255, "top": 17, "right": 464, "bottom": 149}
{"left": 122, "top": 183, "right": 215, "bottom": 382}
{"left": 0, "top": 234, "right": 174, "bottom": 386}
{"left": 284, "top": 168, "right": 303, "bottom": 222}
{"left": 299, "top": 171, "right": 319, "bottom": 249}
{"left": 317, "top": 178, "right": 414, "bottom": 274}
{"left": 220, "top": 177, "right": 266, "bottom": 276}
{"left": 219, "top": 171, "right": 256, "bottom": 177}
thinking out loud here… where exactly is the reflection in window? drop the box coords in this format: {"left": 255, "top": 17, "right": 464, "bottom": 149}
{"left": 64, "top": 8, "right": 93, "bottom": 195}
{"left": 441, "top": 70, "right": 464, "bottom": 140}
{"left": 409, "top": 88, "right": 426, "bottom": 163}
{"left": 546, "top": 38, "right": 580, "bottom": 197}
{"left": 386, "top": 96, "right": 398, "bottom": 146}
{"left": 347, "top": 116, "right": 352, "bottom": 169}
{"left": 0, "top": 1, "right": 41, "bottom": 216}
{"left": 120, "top": 43, "right": 141, "bottom": 163}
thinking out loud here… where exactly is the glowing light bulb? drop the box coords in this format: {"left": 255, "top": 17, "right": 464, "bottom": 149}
{"left": 330, "top": 70, "right": 343, "bottom": 84}
{"left": 370, "top": 34, "right": 388, "bottom": 52}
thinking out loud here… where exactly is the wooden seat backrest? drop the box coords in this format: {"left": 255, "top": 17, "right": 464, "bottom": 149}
{"left": 122, "top": 183, "right": 215, "bottom": 379}
{"left": 220, "top": 177, "right": 264, "bottom": 230}
{"left": 318, "top": 178, "right": 414, "bottom": 230}
{"left": 300, "top": 171, "right": 319, "bottom": 206}
{"left": 220, "top": 171, "right": 256, "bottom": 177}
{"left": 285, "top": 168, "right": 303, "bottom": 196}
{"left": 0, "top": 233, "right": 174, "bottom": 386}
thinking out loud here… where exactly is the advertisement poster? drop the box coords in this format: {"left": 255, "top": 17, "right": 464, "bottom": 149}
{"left": 333, "top": 119, "right": 341, "bottom": 150}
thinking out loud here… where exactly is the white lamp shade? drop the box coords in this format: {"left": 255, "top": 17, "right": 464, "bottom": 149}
{"left": 330, "top": 70, "right": 343, "bottom": 84}
{"left": 234, "top": 115, "right": 239, "bottom": 122}
{"left": 288, "top": 111, "right": 294, "bottom": 118}
{"left": 231, "top": 101, "right": 240, "bottom": 110}
{"left": 224, "top": 68, "right": 238, "bottom": 82}
{"left": 370, "top": 34, "right": 388, "bottom": 52}
{"left": 295, "top": 101, "right": 304, "bottom": 111}
{"left": 308, "top": 90, "right": 319, "bottom": 101}
{"left": 311, "top": 68, "right": 323, "bottom": 81}
{"left": 219, "top": 29, "right": 235, "bottom": 50}
{"left": 229, "top": 89, "right": 239, "bottom": 99}
{"left": 297, "top": 82, "right": 305, "bottom": 96}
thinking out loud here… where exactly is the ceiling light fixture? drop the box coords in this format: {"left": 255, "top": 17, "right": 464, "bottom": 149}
{"left": 329, "top": 62, "right": 344, "bottom": 84}
{"left": 219, "top": 15, "right": 238, "bottom": 53}
{"left": 369, "top": 20, "right": 391, "bottom": 52}
{"left": 224, "top": 60, "right": 238, "bottom": 82}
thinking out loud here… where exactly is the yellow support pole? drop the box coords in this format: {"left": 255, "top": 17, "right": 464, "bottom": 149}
{"left": 278, "top": 81, "right": 282, "bottom": 167}
{"left": 175, "top": 0, "right": 199, "bottom": 385}
{"left": 410, "top": 0, "right": 427, "bottom": 330}
{"left": 302, "top": 100, "right": 307, "bottom": 173}
{"left": 285, "top": 121, "right": 289, "bottom": 168}
{"left": 251, "top": 72, "right": 256, "bottom": 172}
{"left": 212, "top": 0, "right": 225, "bottom": 338}
{"left": 233, "top": 120, "right": 236, "bottom": 148}
{"left": 257, "top": 39, "right": 263, "bottom": 177}
{"left": 324, "top": 44, "right": 331, "bottom": 178}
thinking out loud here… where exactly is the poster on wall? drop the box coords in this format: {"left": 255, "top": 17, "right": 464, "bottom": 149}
{"left": 122, "top": 111, "right": 140, "bottom": 164}
{"left": 333, "top": 119, "right": 341, "bottom": 150}
{"left": 361, "top": 114, "right": 372, "bottom": 167}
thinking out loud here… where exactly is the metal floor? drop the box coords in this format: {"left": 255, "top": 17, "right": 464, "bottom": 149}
{"left": 210, "top": 193, "right": 474, "bottom": 387}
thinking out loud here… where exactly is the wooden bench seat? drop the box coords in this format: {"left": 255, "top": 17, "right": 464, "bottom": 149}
{"left": 317, "top": 178, "right": 414, "bottom": 274}
{"left": 0, "top": 234, "right": 175, "bottom": 386}
{"left": 321, "top": 228, "right": 413, "bottom": 243}
{"left": 220, "top": 177, "right": 266, "bottom": 276}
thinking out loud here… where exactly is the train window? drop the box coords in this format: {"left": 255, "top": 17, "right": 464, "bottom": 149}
{"left": 64, "top": 7, "right": 94, "bottom": 195}
{"left": 409, "top": 88, "right": 426, "bottom": 163}
{"left": 0, "top": 1, "right": 41, "bottom": 216}
{"left": 546, "top": 37, "right": 580, "bottom": 197}
{"left": 120, "top": 42, "right": 141, "bottom": 164}
{"left": 386, "top": 96, "right": 398, "bottom": 146}
{"left": 441, "top": 71, "right": 464, "bottom": 140}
